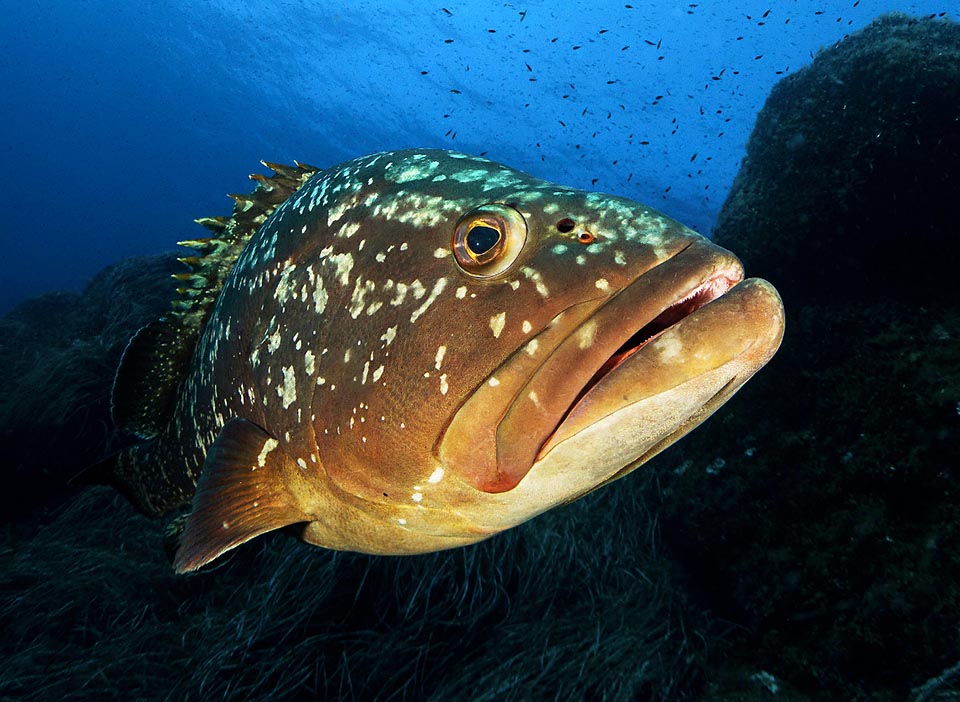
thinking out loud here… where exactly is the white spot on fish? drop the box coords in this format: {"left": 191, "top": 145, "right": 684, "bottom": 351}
{"left": 274, "top": 262, "right": 298, "bottom": 303}
{"left": 340, "top": 221, "right": 360, "bottom": 239}
{"left": 304, "top": 350, "right": 315, "bottom": 375}
{"left": 372, "top": 365, "right": 385, "bottom": 382}
{"left": 522, "top": 320, "right": 532, "bottom": 334}
{"left": 434, "top": 345, "right": 447, "bottom": 370}
{"left": 455, "top": 286, "right": 467, "bottom": 299}
{"left": 267, "top": 330, "right": 282, "bottom": 354}
{"left": 428, "top": 467, "right": 444, "bottom": 483}
{"left": 489, "top": 312, "right": 506, "bottom": 338}
{"left": 390, "top": 282, "right": 409, "bottom": 306}
{"left": 280, "top": 366, "right": 297, "bottom": 409}
{"left": 577, "top": 319, "right": 598, "bottom": 349}
{"left": 381, "top": 325, "right": 398, "bottom": 346}
{"left": 412, "top": 492, "right": 423, "bottom": 503}
{"left": 450, "top": 168, "right": 488, "bottom": 183}
{"left": 410, "top": 277, "right": 448, "bottom": 323}
{"left": 521, "top": 267, "right": 549, "bottom": 297}
{"left": 328, "top": 252, "right": 354, "bottom": 287}
{"left": 528, "top": 390, "right": 541, "bottom": 408}
{"left": 349, "top": 278, "right": 376, "bottom": 319}
{"left": 654, "top": 336, "right": 684, "bottom": 362}
{"left": 595, "top": 278, "right": 610, "bottom": 291}
{"left": 439, "top": 373, "right": 449, "bottom": 395}
{"left": 433, "top": 248, "right": 450, "bottom": 258}
{"left": 257, "top": 438, "right": 279, "bottom": 468}
{"left": 312, "top": 276, "right": 328, "bottom": 313}
{"left": 488, "top": 376, "right": 501, "bottom": 387}
{"left": 524, "top": 339, "right": 539, "bottom": 356}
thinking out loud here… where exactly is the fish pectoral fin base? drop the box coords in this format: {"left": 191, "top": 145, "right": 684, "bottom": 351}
{"left": 173, "top": 418, "right": 311, "bottom": 574}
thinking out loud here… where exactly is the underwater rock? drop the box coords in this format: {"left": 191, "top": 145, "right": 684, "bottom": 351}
{"left": 660, "top": 12, "right": 960, "bottom": 702}
{"left": 0, "top": 253, "right": 180, "bottom": 521}
{"left": 716, "top": 12, "right": 959, "bottom": 305}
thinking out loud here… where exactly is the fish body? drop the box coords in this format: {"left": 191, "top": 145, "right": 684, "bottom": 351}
{"left": 107, "top": 149, "right": 784, "bottom": 573}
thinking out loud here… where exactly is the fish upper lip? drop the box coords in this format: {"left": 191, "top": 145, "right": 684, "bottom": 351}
{"left": 438, "top": 238, "right": 747, "bottom": 494}
{"left": 549, "top": 257, "right": 744, "bottom": 437}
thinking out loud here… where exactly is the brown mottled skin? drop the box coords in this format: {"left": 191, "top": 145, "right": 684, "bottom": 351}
{"left": 108, "top": 150, "right": 784, "bottom": 573}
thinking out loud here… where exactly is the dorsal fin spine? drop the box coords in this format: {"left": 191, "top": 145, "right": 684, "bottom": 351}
{"left": 111, "top": 161, "right": 320, "bottom": 439}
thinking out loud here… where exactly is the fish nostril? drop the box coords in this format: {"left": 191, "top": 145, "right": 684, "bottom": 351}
{"left": 556, "top": 218, "right": 576, "bottom": 233}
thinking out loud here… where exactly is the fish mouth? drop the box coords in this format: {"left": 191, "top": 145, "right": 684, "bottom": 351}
{"left": 556, "top": 259, "right": 739, "bottom": 429}
{"left": 438, "top": 238, "right": 785, "bottom": 494}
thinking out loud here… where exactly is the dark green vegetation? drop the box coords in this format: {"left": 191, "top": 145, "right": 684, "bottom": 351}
{"left": 1, "top": 489, "right": 708, "bottom": 702}
{"left": 3, "top": 11, "right": 958, "bottom": 701}
{"left": 659, "top": 12, "right": 960, "bottom": 702}
{"left": 0, "top": 253, "right": 181, "bottom": 523}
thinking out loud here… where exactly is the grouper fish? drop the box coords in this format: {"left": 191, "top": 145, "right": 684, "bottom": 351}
{"left": 105, "top": 149, "right": 784, "bottom": 573}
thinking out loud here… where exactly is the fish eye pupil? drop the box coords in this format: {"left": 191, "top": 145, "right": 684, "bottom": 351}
{"left": 452, "top": 204, "right": 526, "bottom": 277}
{"left": 466, "top": 225, "right": 501, "bottom": 256}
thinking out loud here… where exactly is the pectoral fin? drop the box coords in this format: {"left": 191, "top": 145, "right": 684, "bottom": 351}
{"left": 173, "top": 418, "right": 311, "bottom": 574}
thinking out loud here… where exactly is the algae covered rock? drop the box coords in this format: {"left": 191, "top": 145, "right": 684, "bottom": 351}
{"left": 660, "top": 13, "right": 960, "bottom": 702}
{"left": 0, "top": 253, "right": 180, "bottom": 520}
{"left": 716, "top": 12, "right": 959, "bottom": 305}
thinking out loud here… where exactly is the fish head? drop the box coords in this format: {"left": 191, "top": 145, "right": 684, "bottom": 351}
{"left": 293, "top": 150, "right": 784, "bottom": 542}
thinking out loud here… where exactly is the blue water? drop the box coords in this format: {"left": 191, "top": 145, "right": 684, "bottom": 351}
{"left": 0, "top": 0, "right": 951, "bottom": 314}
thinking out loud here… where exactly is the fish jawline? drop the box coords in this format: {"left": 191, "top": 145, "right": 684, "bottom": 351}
{"left": 534, "top": 275, "right": 785, "bottom": 468}
{"left": 438, "top": 239, "right": 749, "bottom": 494}
{"left": 553, "top": 266, "right": 740, "bottom": 433}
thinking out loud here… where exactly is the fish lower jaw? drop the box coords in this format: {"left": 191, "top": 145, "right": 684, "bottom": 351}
{"left": 563, "top": 256, "right": 745, "bottom": 419}
{"left": 537, "top": 275, "right": 785, "bottom": 464}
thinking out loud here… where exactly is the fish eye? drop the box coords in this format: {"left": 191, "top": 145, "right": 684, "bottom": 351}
{"left": 465, "top": 225, "right": 502, "bottom": 261}
{"left": 453, "top": 204, "right": 527, "bottom": 277}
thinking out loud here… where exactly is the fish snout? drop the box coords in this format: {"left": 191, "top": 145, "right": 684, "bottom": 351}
{"left": 537, "top": 273, "right": 785, "bottom": 464}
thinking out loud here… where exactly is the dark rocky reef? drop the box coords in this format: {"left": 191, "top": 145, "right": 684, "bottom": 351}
{"left": 0, "top": 253, "right": 180, "bottom": 521}
{"left": 716, "top": 12, "right": 959, "bottom": 306}
{"left": 659, "top": 13, "right": 960, "bottom": 701}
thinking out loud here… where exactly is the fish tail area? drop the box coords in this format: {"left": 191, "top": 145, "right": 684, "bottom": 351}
{"left": 72, "top": 442, "right": 181, "bottom": 518}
